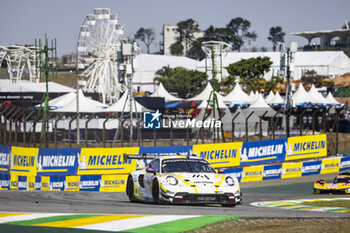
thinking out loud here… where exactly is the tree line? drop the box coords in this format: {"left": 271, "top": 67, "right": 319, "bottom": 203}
{"left": 154, "top": 56, "right": 284, "bottom": 99}
{"left": 134, "top": 17, "right": 286, "bottom": 57}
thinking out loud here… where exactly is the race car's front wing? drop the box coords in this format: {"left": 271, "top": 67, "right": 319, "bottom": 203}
{"left": 163, "top": 192, "right": 242, "bottom": 205}
{"left": 314, "top": 188, "right": 350, "bottom": 194}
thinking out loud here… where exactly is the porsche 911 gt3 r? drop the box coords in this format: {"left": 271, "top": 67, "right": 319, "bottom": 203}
{"left": 314, "top": 171, "right": 350, "bottom": 194}
{"left": 125, "top": 155, "right": 242, "bottom": 207}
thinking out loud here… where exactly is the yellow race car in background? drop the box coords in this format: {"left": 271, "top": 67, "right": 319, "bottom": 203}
{"left": 314, "top": 171, "right": 350, "bottom": 194}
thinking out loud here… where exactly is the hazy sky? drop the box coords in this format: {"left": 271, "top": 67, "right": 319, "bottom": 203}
{"left": 0, "top": 0, "right": 348, "bottom": 55}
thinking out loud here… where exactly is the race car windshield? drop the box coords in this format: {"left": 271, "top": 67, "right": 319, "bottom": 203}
{"left": 162, "top": 159, "right": 216, "bottom": 173}
{"left": 334, "top": 177, "right": 350, "bottom": 183}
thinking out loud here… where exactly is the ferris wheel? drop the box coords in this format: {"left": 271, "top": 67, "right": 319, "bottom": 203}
{"left": 77, "top": 8, "right": 124, "bottom": 104}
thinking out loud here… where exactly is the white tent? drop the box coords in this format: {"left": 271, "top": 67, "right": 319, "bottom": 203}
{"left": 150, "top": 82, "right": 183, "bottom": 101}
{"left": 292, "top": 51, "right": 350, "bottom": 79}
{"left": 196, "top": 51, "right": 350, "bottom": 81}
{"left": 264, "top": 90, "right": 275, "bottom": 103}
{"left": 36, "top": 91, "right": 76, "bottom": 110}
{"left": 246, "top": 94, "right": 277, "bottom": 117}
{"left": 188, "top": 82, "right": 224, "bottom": 101}
{"left": 103, "top": 90, "right": 148, "bottom": 113}
{"left": 292, "top": 83, "right": 318, "bottom": 106}
{"left": 308, "top": 84, "right": 327, "bottom": 104}
{"left": 197, "top": 98, "right": 228, "bottom": 109}
{"left": 53, "top": 89, "right": 107, "bottom": 113}
{"left": 268, "top": 92, "right": 284, "bottom": 105}
{"left": 325, "top": 92, "right": 342, "bottom": 105}
{"left": 223, "top": 83, "right": 254, "bottom": 105}
{"left": 0, "top": 81, "right": 75, "bottom": 93}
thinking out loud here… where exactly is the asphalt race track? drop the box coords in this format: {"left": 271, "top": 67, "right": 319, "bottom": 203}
{"left": 0, "top": 173, "right": 349, "bottom": 219}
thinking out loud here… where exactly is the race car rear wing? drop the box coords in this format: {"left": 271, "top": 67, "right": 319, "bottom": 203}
{"left": 123, "top": 153, "right": 196, "bottom": 163}
{"left": 123, "top": 153, "right": 158, "bottom": 162}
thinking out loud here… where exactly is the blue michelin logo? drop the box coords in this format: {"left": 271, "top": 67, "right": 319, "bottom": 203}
{"left": 143, "top": 110, "right": 161, "bottom": 129}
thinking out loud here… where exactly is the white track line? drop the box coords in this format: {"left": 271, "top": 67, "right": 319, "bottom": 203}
{"left": 76, "top": 215, "right": 200, "bottom": 232}
{"left": 0, "top": 213, "right": 72, "bottom": 224}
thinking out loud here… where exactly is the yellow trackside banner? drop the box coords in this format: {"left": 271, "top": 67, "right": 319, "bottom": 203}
{"left": 241, "top": 166, "right": 264, "bottom": 182}
{"left": 192, "top": 142, "right": 242, "bottom": 168}
{"left": 282, "top": 162, "right": 303, "bottom": 179}
{"left": 285, "top": 134, "right": 327, "bottom": 161}
{"left": 64, "top": 175, "right": 80, "bottom": 192}
{"left": 11, "top": 146, "right": 38, "bottom": 176}
{"left": 27, "top": 176, "right": 35, "bottom": 191}
{"left": 41, "top": 176, "right": 50, "bottom": 191}
{"left": 321, "top": 158, "right": 341, "bottom": 174}
{"left": 78, "top": 147, "right": 139, "bottom": 175}
{"left": 10, "top": 174, "right": 18, "bottom": 190}
{"left": 100, "top": 175, "right": 128, "bottom": 192}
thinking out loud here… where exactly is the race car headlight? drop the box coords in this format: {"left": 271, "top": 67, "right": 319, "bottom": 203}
{"left": 225, "top": 176, "right": 235, "bottom": 186}
{"left": 166, "top": 176, "right": 178, "bottom": 186}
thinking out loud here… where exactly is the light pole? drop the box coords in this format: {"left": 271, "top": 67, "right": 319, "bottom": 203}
{"left": 280, "top": 42, "right": 297, "bottom": 137}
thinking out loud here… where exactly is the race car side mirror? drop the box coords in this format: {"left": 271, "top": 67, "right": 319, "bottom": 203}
{"left": 146, "top": 167, "right": 156, "bottom": 174}
{"left": 218, "top": 168, "right": 225, "bottom": 174}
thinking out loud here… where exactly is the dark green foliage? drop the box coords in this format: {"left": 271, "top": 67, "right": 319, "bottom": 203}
{"left": 154, "top": 66, "right": 207, "bottom": 98}
{"left": 134, "top": 27, "right": 156, "bottom": 54}
{"left": 264, "top": 76, "right": 285, "bottom": 93}
{"left": 175, "top": 19, "right": 200, "bottom": 55}
{"left": 205, "top": 17, "right": 257, "bottom": 51}
{"left": 169, "top": 42, "right": 184, "bottom": 56}
{"left": 226, "top": 57, "right": 272, "bottom": 92}
{"left": 267, "top": 26, "right": 285, "bottom": 51}
{"left": 187, "top": 38, "right": 205, "bottom": 60}
{"left": 301, "top": 70, "right": 333, "bottom": 88}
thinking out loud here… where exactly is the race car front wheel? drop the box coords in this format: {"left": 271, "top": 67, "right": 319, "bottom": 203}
{"left": 126, "top": 176, "right": 137, "bottom": 202}
{"left": 152, "top": 179, "right": 160, "bottom": 203}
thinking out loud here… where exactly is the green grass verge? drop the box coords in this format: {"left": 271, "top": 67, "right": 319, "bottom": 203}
{"left": 301, "top": 200, "right": 350, "bottom": 208}
{"left": 5, "top": 214, "right": 100, "bottom": 226}
{"left": 126, "top": 216, "right": 241, "bottom": 233}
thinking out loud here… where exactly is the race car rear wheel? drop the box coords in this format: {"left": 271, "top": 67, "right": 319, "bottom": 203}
{"left": 126, "top": 176, "right": 137, "bottom": 202}
{"left": 152, "top": 179, "right": 160, "bottom": 203}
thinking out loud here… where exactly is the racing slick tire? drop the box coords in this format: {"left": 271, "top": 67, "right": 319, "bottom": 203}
{"left": 313, "top": 188, "right": 321, "bottom": 194}
{"left": 152, "top": 179, "right": 161, "bottom": 204}
{"left": 126, "top": 176, "right": 137, "bottom": 202}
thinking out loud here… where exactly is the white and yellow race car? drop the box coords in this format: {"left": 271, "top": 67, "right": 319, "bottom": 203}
{"left": 125, "top": 154, "right": 242, "bottom": 207}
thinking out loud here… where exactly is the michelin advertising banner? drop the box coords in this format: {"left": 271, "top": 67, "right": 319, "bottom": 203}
{"left": 0, "top": 173, "right": 10, "bottom": 190}
{"left": 285, "top": 134, "right": 327, "bottom": 161}
{"left": 302, "top": 160, "right": 322, "bottom": 176}
{"left": 263, "top": 164, "right": 282, "bottom": 180}
{"left": 192, "top": 142, "right": 241, "bottom": 168}
{"left": 239, "top": 138, "right": 287, "bottom": 166}
{"left": 320, "top": 157, "right": 341, "bottom": 174}
{"left": 78, "top": 148, "right": 138, "bottom": 175}
{"left": 241, "top": 166, "right": 264, "bottom": 182}
{"left": 282, "top": 162, "right": 303, "bottom": 179}
{"left": 0, "top": 145, "right": 11, "bottom": 174}
{"left": 11, "top": 146, "right": 38, "bottom": 176}
{"left": 37, "top": 148, "right": 80, "bottom": 176}
{"left": 100, "top": 174, "right": 128, "bottom": 192}
{"left": 79, "top": 175, "right": 101, "bottom": 191}
{"left": 139, "top": 145, "right": 192, "bottom": 156}
{"left": 340, "top": 156, "right": 350, "bottom": 172}
{"left": 64, "top": 175, "right": 80, "bottom": 192}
